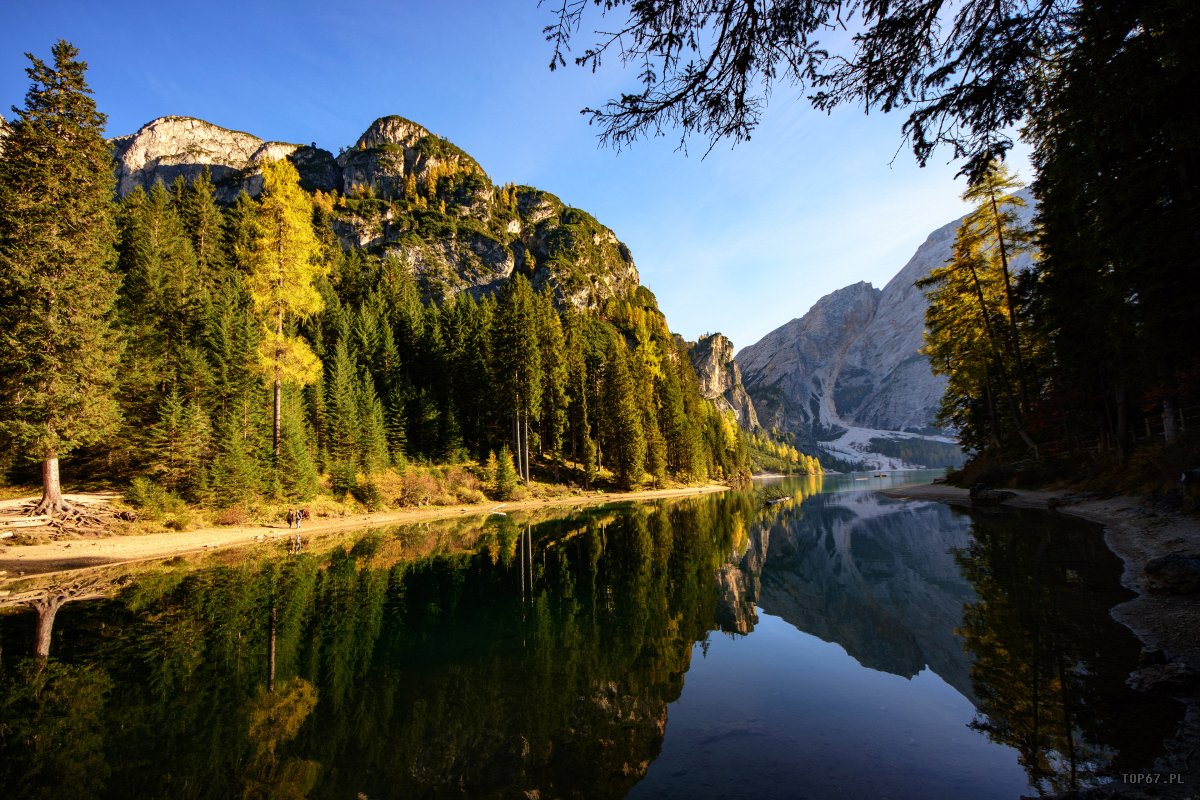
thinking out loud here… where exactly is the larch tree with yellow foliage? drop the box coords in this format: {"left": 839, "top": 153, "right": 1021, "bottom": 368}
{"left": 918, "top": 162, "right": 1034, "bottom": 455}
{"left": 244, "top": 159, "right": 325, "bottom": 460}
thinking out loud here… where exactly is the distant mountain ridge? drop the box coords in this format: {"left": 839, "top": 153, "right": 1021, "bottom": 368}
{"left": 737, "top": 193, "right": 1034, "bottom": 469}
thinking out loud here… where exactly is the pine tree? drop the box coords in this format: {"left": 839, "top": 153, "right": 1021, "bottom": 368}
{"left": 147, "top": 388, "right": 212, "bottom": 498}
{"left": 173, "top": 168, "right": 227, "bottom": 292}
{"left": 0, "top": 41, "right": 122, "bottom": 515}
{"left": 244, "top": 159, "right": 325, "bottom": 461}
{"left": 603, "top": 341, "right": 645, "bottom": 489}
{"left": 492, "top": 275, "right": 542, "bottom": 483}
{"left": 324, "top": 338, "right": 361, "bottom": 490}
{"left": 277, "top": 391, "right": 319, "bottom": 500}
{"left": 210, "top": 407, "right": 262, "bottom": 506}
{"left": 493, "top": 444, "right": 518, "bottom": 500}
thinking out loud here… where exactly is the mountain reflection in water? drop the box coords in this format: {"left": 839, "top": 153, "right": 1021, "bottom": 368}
{"left": 0, "top": 475, "right": 1182, "bottom": 799}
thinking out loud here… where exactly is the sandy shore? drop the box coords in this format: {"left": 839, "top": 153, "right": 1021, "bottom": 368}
{"left": 0, "top": 484, "right": 727, "bottom": 580}
{"left": 885, "top": 481, "right": 1200, "bottom": 799}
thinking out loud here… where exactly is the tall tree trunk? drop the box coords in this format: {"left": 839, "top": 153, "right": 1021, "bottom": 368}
{"left": 273, "top": 306, "right": 283, "bottom": 460}
{"left": 524, "top": 413, "right": 530, "bottom": 484}
{"left": 35, "top": 447, "right": 70, "bottom": 516}
{"left": 989, "top": 191, "right": 1030, "bottom": 410}
{"left": 964, "top": 259, "right": 1037, "bottom": 454}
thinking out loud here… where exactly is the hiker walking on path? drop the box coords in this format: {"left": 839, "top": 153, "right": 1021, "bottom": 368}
{"left": 286, "top": 508, "right": 296, "bottom": 529}
{"left": 296, "top": 508, "right": 305, "bottom": 529}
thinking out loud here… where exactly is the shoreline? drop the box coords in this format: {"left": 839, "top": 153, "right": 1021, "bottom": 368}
{"left": 0, "top": 483, "right": 728, "bottom": 581}
{"left": 884, "top": 481, "right": 1200, "bottom": 799}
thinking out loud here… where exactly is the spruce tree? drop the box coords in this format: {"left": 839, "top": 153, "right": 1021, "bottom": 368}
{"left": 324, "top": 337, "right": 361, "bottom": 490}
{"left": 210, "top": 407, "right": 262, "bottom": 506}
{"left": 173, "top": 168, "right": 227, "bottom": 292}
{"left": 493, "top": 444, "right": 518, "bottom": 500}
{"left": 116, "top": 180, "right": 202, "bottom": 455}
{"left": 535, "top": 289, "right": 568, "bottom": 461}
{"left": 147, "top": 388, "right": 212, "bottom": 498}
{"left": 357, "top": 369, "right": 390, "bottom": 474}
{"left": 0, "top": 41, "right": 121, "bottom": 515}
{"left": 492, "top": 275, "right": 542, "bottom": 482}
{"left": 277, "top": 391, "right": 319, "bottom": 500}
{"left": 603, "top": 341, "right": 645, "bottom": 489}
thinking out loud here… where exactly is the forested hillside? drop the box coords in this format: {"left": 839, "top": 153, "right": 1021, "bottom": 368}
{"left": 0, "top": 45, "right": 775, "bottom": 518}
{"left": 104, "top": 164, "right": 752, "bottom": 499}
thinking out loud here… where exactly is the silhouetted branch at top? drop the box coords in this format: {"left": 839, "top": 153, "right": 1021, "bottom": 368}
{"left": 543, "top": 0, "right": 1077, "bottom": 180}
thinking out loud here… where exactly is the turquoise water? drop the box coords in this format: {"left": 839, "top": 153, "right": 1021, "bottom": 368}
{"left": 0, "top": 472, "right": 1180, "bottom": 798}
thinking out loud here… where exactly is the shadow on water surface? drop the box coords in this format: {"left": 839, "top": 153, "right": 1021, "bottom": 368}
{"left": 0, "top": 474, "right": 1182, "bottom": 799}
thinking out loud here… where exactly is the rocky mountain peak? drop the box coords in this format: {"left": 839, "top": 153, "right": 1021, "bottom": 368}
{"left": 352, "top": 115, "right": 433, "bottom": 151}
{"left": 109, "top": 115, "right": 307, "bottom": 200}
{"left": 105, "top": 113, "right": 642, "bottom": 312}
{"left": 687, "top": 332, "right": 760, "bottom": 428}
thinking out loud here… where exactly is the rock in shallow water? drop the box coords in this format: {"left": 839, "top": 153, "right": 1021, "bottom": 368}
{"left": 1144, "top": 553, "right": 1200, "bottom": 595}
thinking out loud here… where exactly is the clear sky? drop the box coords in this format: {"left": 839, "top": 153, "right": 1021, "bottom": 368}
{"left": 1, "top": 0, "right": 1030, "bottom": 352}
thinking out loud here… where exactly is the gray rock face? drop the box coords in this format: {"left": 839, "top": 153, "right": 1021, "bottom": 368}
{"left": 108, "top": 115, "right": 640, "bottom": 310}
{"left": 687, "top": 333, "right": 760, "bottom": 428}
{"left": 737, "top": 196, "right": 1035, "bottom": 466}
{"left": 110, "top": 116, "right": 325, "bottom": 203}
{"left": 738, "top": 281, "right": 880, "bottom": 436}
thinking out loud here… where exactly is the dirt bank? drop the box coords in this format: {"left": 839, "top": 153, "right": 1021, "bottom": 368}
{"left": 0, "top": 484, "right": 728, "bottom": 580}
{"left": 885, "top": 481, "right": 1200, "bottom": 799}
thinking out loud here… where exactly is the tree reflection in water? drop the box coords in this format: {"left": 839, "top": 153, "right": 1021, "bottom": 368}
{"left": 0, "top": 477, "right": 1177, "bottom": 799}
{"left": 0, "top": 491, "right": 771, "bottom": 800}
{"left": 955, "top": 509, "right": 1180, "bottom": 795}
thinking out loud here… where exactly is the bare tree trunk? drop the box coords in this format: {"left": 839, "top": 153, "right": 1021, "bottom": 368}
{"left": 524, "top": 413, "right": 530, "bottom": 484}
{"left": 34, "top": 448, "right": 71, "bottom": 516}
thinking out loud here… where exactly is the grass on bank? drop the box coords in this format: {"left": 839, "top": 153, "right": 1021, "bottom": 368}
{"left": 2, "top": 453, "right": 723, "bottom": 543}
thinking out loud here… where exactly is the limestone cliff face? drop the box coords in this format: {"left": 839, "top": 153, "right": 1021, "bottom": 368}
{"left": 109, "top": 116, "right": 338, "bottom": 203}
{"left": 0, "top": 115, "right": 9, "bottom": 154}
{"left": 738, "top": 282, "right": 881, "bottom": 435}
{"left": 109, "top": 114, "right": 640, "bottom": 309}
{"left": 686, "top": 333, "right": 760, "bottom": 428}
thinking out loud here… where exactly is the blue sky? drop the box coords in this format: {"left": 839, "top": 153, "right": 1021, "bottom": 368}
{"left": 1, "top": 0, "right": 1031, "bottom": 351}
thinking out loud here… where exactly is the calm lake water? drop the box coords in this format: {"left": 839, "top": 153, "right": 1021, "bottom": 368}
{"left": 0, "top": 473, "right": 1182, "bottom": 799}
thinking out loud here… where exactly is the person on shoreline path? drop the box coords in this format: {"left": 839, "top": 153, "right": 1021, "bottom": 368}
{"left": 286, "top": 508, "right": 296, "bottom": 529}
{"left": 296, "top": 508, "right": 304, "bottom": 530}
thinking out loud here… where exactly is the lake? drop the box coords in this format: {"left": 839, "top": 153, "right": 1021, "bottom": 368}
{"left": 0, "top": 473, "right": 1182, "bottom": 799}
